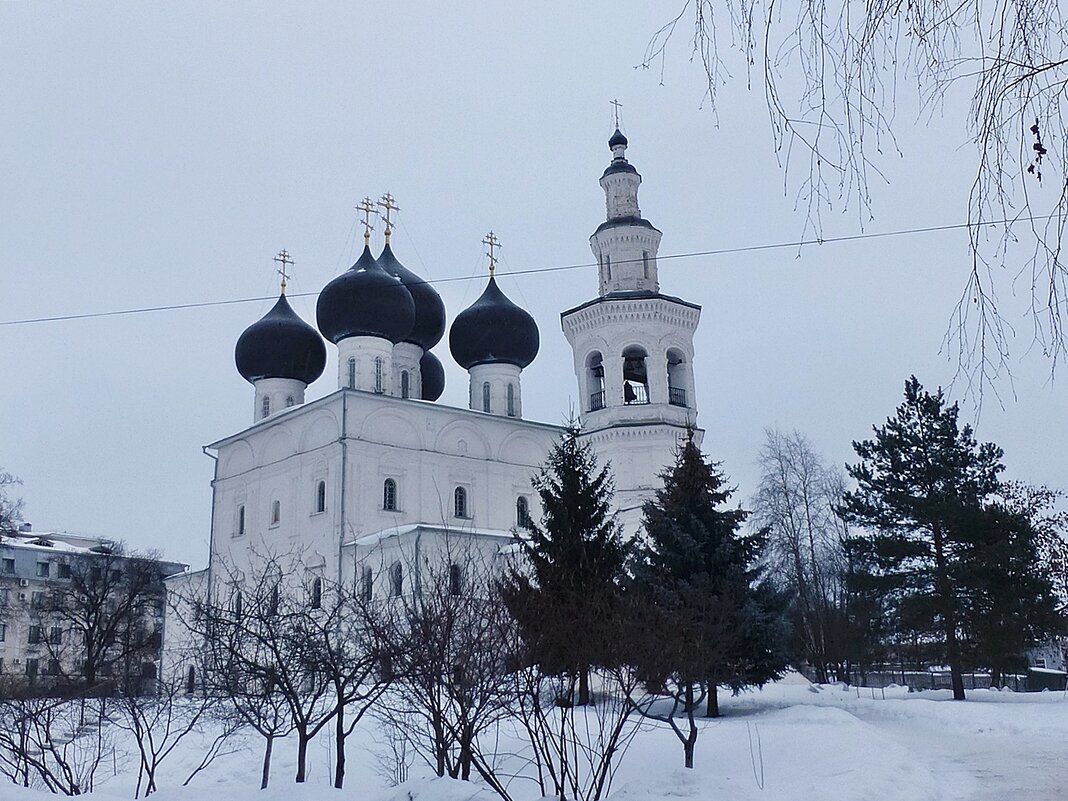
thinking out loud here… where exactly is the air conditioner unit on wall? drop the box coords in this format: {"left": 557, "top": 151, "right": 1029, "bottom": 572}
{"left": 17, "top": 579, "right": 29, "bottom": 587}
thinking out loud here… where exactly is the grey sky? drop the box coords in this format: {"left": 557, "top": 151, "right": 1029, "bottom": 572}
{"left": 2, "top": 2, "right": 1064, "bottom": 566}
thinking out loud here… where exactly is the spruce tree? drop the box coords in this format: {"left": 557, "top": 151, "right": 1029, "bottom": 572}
{"left": 503, "top": 427, "right": 627, "bottom": 705}
{"left": 629, "top": 432, "right": 787, "bottom": 767}
{"left": 840, "top": 376, "right": 1004, "bottom": 700}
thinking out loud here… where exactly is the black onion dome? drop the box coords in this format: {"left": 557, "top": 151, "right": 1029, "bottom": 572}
{"left": 235, "top": 294, "right": 327, "bottom": 385}
{"left": 420, "top": 351, "right": 445, "bottom": 401}
{"left": 608, "top": 128, "right": 628, "bottom": 149}
{"left": 377, "top": 243, "right": 446, "bottom": 349}
{"left": 449, "top": 276, "right": 540, "bottom": 369}
{"left": 316, "top": 244, "right": 416, "bottom": 344}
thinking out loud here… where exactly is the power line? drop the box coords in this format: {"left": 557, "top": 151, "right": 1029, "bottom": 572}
{"left": 0, "top": 216, "right": 1028, "bottom": 327}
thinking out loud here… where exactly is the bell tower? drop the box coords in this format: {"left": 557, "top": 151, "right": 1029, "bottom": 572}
{"left": 561, "top": 126, "right": 702, "bottom": 535}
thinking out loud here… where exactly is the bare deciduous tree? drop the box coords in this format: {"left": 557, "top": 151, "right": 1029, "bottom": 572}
{"left": 647, "top": 0, "right": 1068, "bottom": 394}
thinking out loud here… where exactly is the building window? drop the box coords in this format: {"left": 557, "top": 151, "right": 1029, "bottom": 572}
{"left": 315, "top": 481, "right": 326, "bottom": 514}
{"left": 31, "top": 592, "right": 44, "bottom": 609}
{"left": 270, "top": 500, "right": 281, "bottom": 526}
{"left": 261, "top": 396, "right": 271, "bottom": 419}
{"left": 454, "top": 486, "right": 468, "bottom": 519}
{"left": 285, "top": 395, "right": 295, "bottom": 408}
{"left": 310, "top": 577, "right": 323, "bottom": 610}
{"left": 1, "top": 558, "right": 12, "bottom": 575}
{"left": 517, "top": 496, "right": 531, "bottom": 528}
{"left": 232, "top": 592, "right": 243, "bottom": 618}
{"left": 185, "top": 665, "right": 196, "bottom": 695}
{"left": 667, "top": 348, "right": 688, "bottom": 408}
{"left": 605, "top": 254, "right": 611, "bottom": 280}
{"left": 482, "top": 382, "right": 491, "bottom": 413}
{"left": 374, "top": 357, "right": 384, "bottom": 393}
{"left": 236, "top": 505, "right": 246, "bottom": 537}
{"left": 449, "top": 563, "right": 463, "bottom": 596}
{"left": 401, "top": 370, "right": 410, "bottom": 399}
{"left": 49, "top": 627, "right": 62, "bottom": 646}
{"left": 507, "top": 384, "right": 516, "bottom": 417}
{"left": 622, "top": 345, "right": 650, "bottom": 405}
{"left": 36, "top": 562, "right": 49, "bottom": 578}
{"left": 348, "top": 358, "right": 357, "bottom": 389}
{"left": 361, "top": 566, "right": 373, "bottom": 602}
{"left": 642, "top": 250, "right": 650, "bottom": 279}
{"left": 57, "top": 563, "right": 71, "bottom": 580}
{"left": 268, "top": 585, "right": 280, "bottom": 616}
{"left": 28, "top": 625, "right": 42, "bottom": 645}
{"left": 0, "top": 623, "right": 6, "bottom": 642}
{"left": 383, "top": 478, "right": 398, "bottom": 511}
{"left": 390, "top": 562, "right": 403, "bottom": 597}
{"left": 25, "top": 658, "right": 39, "bottom": 679}
{"left": 0, "top": 589, "right": 7, "bottom": 605}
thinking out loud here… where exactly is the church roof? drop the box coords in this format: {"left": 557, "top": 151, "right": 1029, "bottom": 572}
{"left": 235, "top": 293, "right": 327, "bottom": 385}
{"left": 316, "top": 244, "right": 416, "bottom": 344}
{"left": 376, "top": 243, "right": 446, "bottom": 349}
{"left": 449, "top": 276, "right": 540, "bottom": 369}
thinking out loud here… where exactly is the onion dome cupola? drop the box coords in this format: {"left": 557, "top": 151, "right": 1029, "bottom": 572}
{"left": 449, "top": 232, "right": 538, "bottom": 418}
{"left": 377, "top": 243, "right": 445, "bottom": 350}
{"left": 236, "top": 250, "right": 327, "bottom": 422}
{"left": 420, "top": 350, "right": 446, "bottom": 401}
{"left": 592, "top": 127, "right": 663, "bottom": 296}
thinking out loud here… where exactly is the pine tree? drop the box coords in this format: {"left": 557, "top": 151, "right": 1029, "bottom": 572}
{"left": 629, "top": 432, "right": 787, "bottom": 768}
{"left": 503, "top": 427, "right": 627, "bottom": 706}
{"left": 840, "top": 376, "right": 1004, "bottom": 700}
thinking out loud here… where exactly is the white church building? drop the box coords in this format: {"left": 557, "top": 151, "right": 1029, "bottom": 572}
{"left": 166, "top": 128, "right": 702, "bottom": 646}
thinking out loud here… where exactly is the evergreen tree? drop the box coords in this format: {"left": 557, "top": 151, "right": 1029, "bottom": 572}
{"left": 840, "top": 376, "right": 1004, "bottom": 700}
{"left": 503, "top": 427, "right": 627, "bottom": 706}
{"left": 629, "top": 432, "right": 788, "bottom": 768}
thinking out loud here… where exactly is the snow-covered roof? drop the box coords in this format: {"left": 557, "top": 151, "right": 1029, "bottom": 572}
{"left": 0, "top": 529, "right": 188, "bottom": 575}
{"left": 344, "top": 522, "right": 518, "bottom": 550}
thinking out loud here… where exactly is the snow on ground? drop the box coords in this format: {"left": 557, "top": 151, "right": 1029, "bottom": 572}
{"left": 2, "top": 678, "right": 1065, "bottom": 801}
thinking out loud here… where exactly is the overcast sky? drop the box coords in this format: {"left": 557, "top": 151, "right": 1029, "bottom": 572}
{"left": 2, "top": 2, "right": 1064, "bottom": 567}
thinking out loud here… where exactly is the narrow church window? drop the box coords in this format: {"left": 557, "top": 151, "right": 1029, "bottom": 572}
{"left": 261, "top": 396, "right": 271, "bottom": 419}
{"left": 236, "top": 505, "right": 245, "bottom": 538}
{"left": 605, "top": 255, "right": 611, "bottom": 280}
{"left": 268, "top": 585, "right": 279, "bottom": 616}
{"left": 449, "top": 563, "right": 463, "bottom": 596}
{"left": 270, "top": 500, "right": 280, "bottom": 526}
{"left": 390, "top": 562, "right": 403, "bottom": 597}
{"left": 642, "top": 251, "right": 649, "bottom": 279}
{"left": 507, "top": 383, "right": 516, "bottom": 417}
{"left": 454, "top": 486, "right": 468, "bottom": 518}
{"left": 310, "top": 577, "right": 323, "bottom": 610}
{"left": 622, "top": 346, "right": 650, "bottom": 405}
{"left": 374, "top": 357, "right": 384, "bottom": 393}
{"left": 233, "top": 591, "right": 243, "bottom": 618}
{"left": 361, "top": 566, "right": 373, "bottom": 602}
{"left": 285, "top": 395, "right": 295, "bottom": 408}
{"left": 401, "top": 370, "right": 410, "bottom": 399}
{"left": 348, "top": 358, "right": 357, "bottom": 389}
{"left": 185, "top": 665, "right": 196, "bottom": 695}
{"left": 315, "top": 481, "right": 326, "bottom": 514}
{"left": 383, "top": 478, "right": 398, "bottom": 511}
{"left": 516, "top": 496, "right": 530, "bottom": 527}
{"left": 482, "top": 382, "right": 491, "bottom": 413}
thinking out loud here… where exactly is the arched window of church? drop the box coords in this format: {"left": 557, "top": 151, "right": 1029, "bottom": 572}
{"left": 310, "top": 577, "right": 323, "bottom": 610}
{"left": 454, "top": 486, "right": 468, "bottom": 519}
{"left": 507, "top": 383, "right": 516, "bottom": 417}
{"left": 285, "top": 395, "right": 295, "bottom": 408}
{"left": 361, "top": 566, "right": 373, "bottom": 602}
{"left": 236, "top": 505, "right": 245, "bottom": 537}
{"left": 315, "top": 481, "right": 326, "bottom": 514}
{"left": 374, "top": 357, "right": 384, "bottom": 393}
{"left": 516, "top": 496, "right": 530, "bottom": 528}
{"left": 622, "top": 345, "right": 650, "bottom": 405}
{"left": 383, "top": 478, "right": 398, "bottom": 511}
{"left": 482, "top": 382, "right": 491, "bottom": 413}
{"left": 586, "top": 352, "right": 605, "bottom": 411}
{"left": 642, "top": 250, "right": 650, "bottom": 279}
{"left": 449, "top": 563, "right": 463, "bottom": 596}
{"left": 232, "top": 591, "right": 243, "bottom": 618}
{"left": 268, "top": 585, "right": 279, "bottom": 616}
{"left": 666, "top": 348, "right": 688, "bottom": 408}
{"left": 400, "top": 370, "right": 410, "bottom": 399}
{"left": 185, "top": 665, "right": 196, "bottom": 695}
{"left": 261, "top": 396, "right": 271, "bottom": 419}
{"left": 348, "top": 358, "right": 357, "bottom": 389}
{"left": 270, "top": 500, "right": 280, "bottom": 526}
{"left": 605, "top": 254, "right": 611, "bottom": 280}
{"left": 390, "top": 562, "right": 403, "bottom": 597}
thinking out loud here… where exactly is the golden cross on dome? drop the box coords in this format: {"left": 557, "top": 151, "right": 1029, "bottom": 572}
{"left": 274, "top": 249, "right": 294, "bottom": 295}
{"left": 482, "top": 231, "right": 501, "bottom": 277}
{"left": 378, "top": 193, "right": 400, "bottom": 242}
{"left": 356, "top": 197, "right": 377, "bottom": 243}
{"left": 611, "top": 98, "right": 623, "bottom": 129}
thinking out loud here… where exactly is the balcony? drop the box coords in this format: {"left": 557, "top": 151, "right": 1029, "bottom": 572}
{"left": 669, "top": 387, "right": 688, "bottom": 408}
{"left": 589, "top": 391, "right": 605, "bottom": 412}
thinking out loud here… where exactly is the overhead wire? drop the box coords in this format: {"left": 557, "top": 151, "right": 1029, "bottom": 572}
{"left": 0, "top": 216, "right": 1034, "bottom": 327}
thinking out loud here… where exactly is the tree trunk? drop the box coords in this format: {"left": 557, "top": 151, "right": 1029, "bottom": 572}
{"left": 334, "top": 705, "right": 346, "bottom": 789}
{"left": 295, "top": 730, "right": 309, "bottom": 783}
{"left": 578, "top": 666, "right": 590, "bottom": 706}
{"left": 260, "top": 734, "right": 273, "bottom": 790}
{"left": 705, "top": 682, "right": 720, "bottom": 718}
{"left": 990, "top": 666, "right": 1002, "bottom": 688}
{"left": 684, "top": 684, "right": 698, "bottom": 768}
{"left": 931, "top": 523, "right": 966, "bottom": 701}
